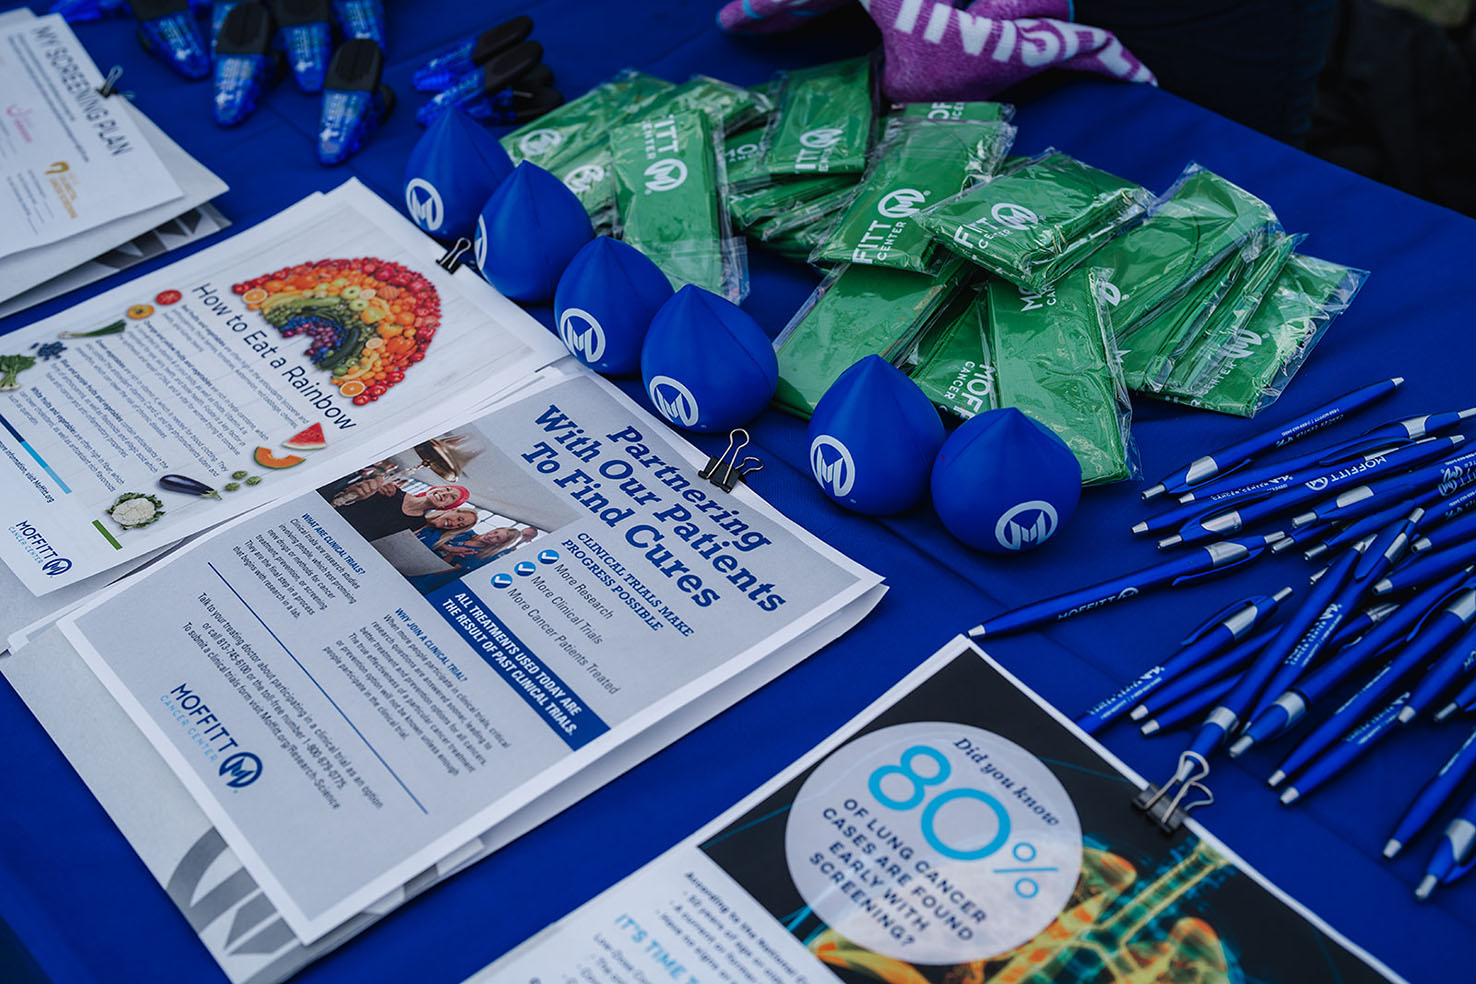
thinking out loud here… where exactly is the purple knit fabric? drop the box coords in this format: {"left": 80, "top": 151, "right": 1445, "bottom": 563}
{"left": 718, "top": 0, "right": 1156, "bottom": 99}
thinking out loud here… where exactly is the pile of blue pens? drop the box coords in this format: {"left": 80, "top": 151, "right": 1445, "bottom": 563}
{"left": 1062, "top": 375, "right": 1476, "bottom": 901}
{"left": 409, "top": 15, "right": 562, "bottom": 126}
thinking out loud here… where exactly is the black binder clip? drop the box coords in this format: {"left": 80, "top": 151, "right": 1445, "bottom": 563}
{"left": 96, "top": 65, "right": 130, "bottom": 99}
{"left": 1134, "top": 751, "right": 1213, "bottom": 834}
{"left": 699, "top": 429, "right": 763, "bottom": 493}
{"left": 436, "top": 237, "right": 473, "bottom": 273}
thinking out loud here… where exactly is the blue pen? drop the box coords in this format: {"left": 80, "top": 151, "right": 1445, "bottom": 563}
{"left": 1415, "top": 783, "right": 1476, "bottom": 899}
{"left": 1134, "top": 631, "right": 1273, "bottom": 730}
{"left": 415, "top": 41, "right": 546, "bottom": 126}
{"left": 1412, "top": 509, "right": 1476, "bottom": 555}
{"left": 1411, "top": 483, "right": 1476, "bottom": 542}
{"left": 1401, "top": 614, "right": 1476, "bottom": 724}
{"left": 1170, "top": 408, "right": 1475, "bottom": 508}
{"left": 1324, "top": 600, "right": 1402, "bottom": 650}
{"left": 1158, "top": 437, "right": 1462, "bottom": 549}
{"left": 1279, "top": 690, "right": 1409, "bottom": 804}
{"left": 1076, "top": 589, "right": 1291, "bottom": 734}
{"left": 1374, "top": 540, "right": 1476, "bottom": 596}
{"left": 1252, "top": 568, "right": 1476, "bottom": 747}
{"left": 411, "top": 15, "right": 534, "bottom": 92}
{"left": 1385, "top": 725, "right": 1476, "bottom": 858}
{"left": 1293, "top": 445, "right": 1476, "bottom": 529}
{"left": 1141, "top": 377, "right": 1404, "bottom": 500}
{"left": 1301, "top": 490, "right": 1441, "bottom": 561}
{"left": 1437, "top": 669, "right": 1476, "bottom": 722}
{"left": 1268, "top": 518, "right": 1342, "bottom": 556}
{"left": 1139, "top": 673, "right": 1246, "bottom": 736}
{"left": 966, "top": 534, "right": 1282, "bottom": 639}
{"left": 1270, "top": 583, "right": 1476, "bottom": 785}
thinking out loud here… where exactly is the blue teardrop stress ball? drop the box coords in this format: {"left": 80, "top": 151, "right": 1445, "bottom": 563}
{"left": 641, "top": 285, "right": 777, "bottom": 433}
{"left": 474, "top": 161, "right": 593, "bottom": 302}
{"left": 932, "top": 407, "right": 1081, "bottom": 554}
{"left": 807, "top": 356, "right": 944, "bottom": 515}
{"left": 403, "top": 106, "right": 515, "bottom": 241}
{"left": 554, "top": 237, "right": 674, "bottom": 375}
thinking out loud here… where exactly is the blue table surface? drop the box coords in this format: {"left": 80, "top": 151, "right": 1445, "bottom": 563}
{"left": 2, "top": 2, "right": 1473, "bottom": 982}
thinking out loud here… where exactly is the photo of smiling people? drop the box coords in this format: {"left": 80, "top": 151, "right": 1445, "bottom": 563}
{"left": 317, "top": 429, "right": 579, "bottom": 596}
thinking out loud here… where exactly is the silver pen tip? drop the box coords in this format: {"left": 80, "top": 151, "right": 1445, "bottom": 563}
{"left": 1397, "top": 706, "right": 1416, "bottom": 725}
{"left": 1264, "top": 530, "right": 1286, "bottom": 544}
{"left": 967, "top": 625, "right": 987, "bottom": 639}
{"left": 1373, "top": 578, "right": 1394, "bottom": 595}
{"left": 1412, "top": 537, "right": 1432, "bottom": 553}
{"left": 1139, "top": 720, "right": 1160, "bottom": 736}
{"left": 1302, "top": 543, "right": 1328, "bottom": 560}
{"left": 1279, "top": 787, "right": 1300, "bottom": 805}
{"left": 1141, "top": 483, "right": 1166, "bottom": 500}
{"left": 1416, "top": 875, "right": 1438, "bottom": 901}
{"left": 1384, "top": 839, "right": 1402, "bottom": 859}
{"left": 1129, "top": 705, "right": 1148, "bottom": 721}
{"left": 1131, "top": 520, "right": 1149, "bottom": 535}
{"left": 1271, "top": 537, "right": 1298, "bottom": 553}
{"left": 1268, "top": 769, "right": 1286, "bottom": 787}
{"left": 1392, "top": 376, "right": 1406, "bottom": 386}
{"left": 1459, "top": 407, "right": 1476, "bottom": 420}
{"left": 1157, "top": 534, "right": 1183, "bottom": 550}
{"left": 1228, "top": 735, "right": 1253, "bottom": 757}
{"left": 1274, "top": 586, "right": 1296, "bottom": 602}
{"left": 1435, "top": 703, "right": 1457, "bottom": 723}
{"left": 1291, "top": 511, "right": 1317, "bottom": 528}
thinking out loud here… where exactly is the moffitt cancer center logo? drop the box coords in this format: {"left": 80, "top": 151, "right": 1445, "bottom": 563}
{"left": 559, "top": 308, "right": 607, "bottom": 362}
{"left": 8, "top": 520, "right": 72, "bottom": 576}
{"left": 160, "top": 683, "right": 262, "bottom": 788}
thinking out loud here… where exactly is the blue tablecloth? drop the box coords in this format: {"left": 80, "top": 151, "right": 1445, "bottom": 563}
{"left": 2, "top": 2, "right": 1472, "bottom": 982}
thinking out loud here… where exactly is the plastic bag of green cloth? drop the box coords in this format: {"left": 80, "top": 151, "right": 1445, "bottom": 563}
{"left": 502, "top": 69, "right": 672, "bottom": 171}
{"left": 729, "top": 175, "right": 856, "bottom": 232}
{"left": 983, "top": 270, "right": 1137, "bottom": 484}
{"left": 764, "top": 56, "right": 876, "bottom": 177}
{"left": 898, "top": 286, "right": 999, "bottom": 420}
{"left": 1090, "top": 164, "right": 1281, "bottom": 337}
{"left": 913, "top": 150, "right": 1151, "bottom": 292}
{"left": 1130, "top": 232, "right": 1299, "bottom": 395}
{"left": 809, "top": 118, "right": 1017, "bottom": 274}
{"left": 772, "top": 260, "right": 971, "bottom": 417}
{"left": 1156, "top": 254, "right": 1368, "bottom": 417}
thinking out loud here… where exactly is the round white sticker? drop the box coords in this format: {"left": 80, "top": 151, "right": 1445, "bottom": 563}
{"left": 784, "top": 722, "right": 1082, "bottom": 964}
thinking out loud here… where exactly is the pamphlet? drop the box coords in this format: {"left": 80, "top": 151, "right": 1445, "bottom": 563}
{"left": 56, "top": 370, "right": 885, "bottom": 944}
{"left": 0, "top": 179, "right": 564, "bottom": 611}
{"left": 476, "top": 636, "right": 1403, "bottom": 984}
{"left": 0, "top": 14, "right": 182, "bottom": 257}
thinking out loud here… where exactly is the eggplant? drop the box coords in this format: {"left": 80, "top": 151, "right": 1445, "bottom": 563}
{"left": 159, "top": 473, "right": 221, "bottom": 499}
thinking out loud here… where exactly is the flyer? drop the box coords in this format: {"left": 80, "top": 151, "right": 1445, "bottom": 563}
{"left": 0, "top": 14, "right": 182, "bottom": 258}
{"left": 0, "top": 179, "right": 564, "bottom": 606}
{"left": 57, "top": 370, "right": 884, "bottom": 944}
{"left": 476, "top": 636, "right": 1403, "bottom": 984}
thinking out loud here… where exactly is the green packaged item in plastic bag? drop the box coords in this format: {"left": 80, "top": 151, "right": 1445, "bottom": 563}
{"left": 1118, "top": 246, "right": 1246, "bottom": 391}
{"left": 555, "top": 143, "right": 616, "bottom": 218}
{"left": 503, "top": 69, "right": 672, "bottom": 171}
{"left": 725, "top": 126, "right": 771, "bottom": 189}
{"left": 904, "top": 288, "right": 998, "bottom": 419}
{"left": 644, "top": 75, "right": 772, "bottom": 132}
{"left": 1152, "top": 232, "right": 1298, "bottom": 397}
{"left": 1090, "top": 164, "right": 1280, "bottom": 335}
{"left": 984, "top": 269, "right": 1136, "bottom": 484}
{"left": 611, "top": 110, "right": 744, "bottom": 300}
{"left": 811, "top": 119, "right": 1016, "bottom": 272}
{"left": 773, "top": 260, "right": 967, "bottom": 417}
{"left": 1160, "top": 254, "right": 1367, "bottom": 417}
{"left": 729, "top": 175, "right": 854, "bottom": 231}
{"left": 757, "top": 182, "right": 858, "bottom": 240}
{"left": 915, "top": 151, "right": 1151, "bottom": 292}
{"left": 765, "top": 57, "right": 875, "bottom": 176}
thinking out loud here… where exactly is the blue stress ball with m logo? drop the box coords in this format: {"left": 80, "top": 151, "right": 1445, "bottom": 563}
{"left": 807, "top": 356, "right": 944, "bottom": 515}
{"left": 474, "top": 161, "right": 593, "bottom": 302}
{"left": 641, "top": 286, "right": 777, "bottom": 433}
{"left": 554, "top": 237, "right": 673, "bottom": 375}
{"left": 403, "top": 107, "right": 515, "bottom": 241}
{"left": 932, "top": 407, "right": 1081, "bottom": 554}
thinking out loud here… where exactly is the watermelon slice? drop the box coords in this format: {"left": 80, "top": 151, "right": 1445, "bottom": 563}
{"left": 282, "top": 422, "right": 327, "bottom": 451}
{"left": 254, "top": 447, "right": 305, "bottom": 469}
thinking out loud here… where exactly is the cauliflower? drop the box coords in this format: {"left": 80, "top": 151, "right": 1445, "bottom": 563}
{"left": 107, "top": 492, "right": 164, "bottom": 529}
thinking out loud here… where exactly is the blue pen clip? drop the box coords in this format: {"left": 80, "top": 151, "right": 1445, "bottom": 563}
{"left": 1354, "top": 508, "right": 1423, "bottom": 581}
{"left": 212, "top": 2, "right": 281, "bottom": 126}
{"left": 133, "top": 0, "right": 213, "bottom": 80}
{"left": 1445, "top": 854, "right": 1476, "bottom": 885}
{"left": 1169, "top": 535, "right": 1279, "bottom": 588}
{"left": 332, "top": 0, "right": 385, "bottom": 49}
{"left": 412, "top": 15, "right": 534, "bottom": 92}
{"left": 271, "top": 0, "right": 333, "bottom": 92}
{"left": 317, "top": 38, "right": 393, "bottom": 165}
{"left": 1179, "top": 592, "right": 1281, "bottom": 646}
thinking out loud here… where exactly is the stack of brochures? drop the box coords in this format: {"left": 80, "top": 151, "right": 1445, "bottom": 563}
{"left": 0, "top": 10, "right": 228, "bottom": 319}
{"left": 0, "top": 178, "right": 886, "bottom": 982}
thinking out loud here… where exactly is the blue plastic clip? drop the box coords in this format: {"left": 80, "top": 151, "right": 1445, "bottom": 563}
{"left": 212, "top": 2, "right": 280, "bottom": 126}
{"left": 317, "top": 38, "right": 393, "bottom": 165}
{"left": 411, "top": 14, "right": 532, "bottom": 92}
{"left": 331, "top": 0, "right": 386, "bottom": 51}
{"left": 271, "top": 0, "right": 332, "bottom": 93}
{"left": 133, "top": 0, "right": 212, "bottom": 80}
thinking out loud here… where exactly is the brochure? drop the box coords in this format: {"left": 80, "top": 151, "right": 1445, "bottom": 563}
{"left": 0, "top": 13, "right": 182, "bottom": 257}
{"left": 476, "top": 636, "right": 1404, "bottom": 984}
{"left": 52, "top": 369, "right": 885, "bottom": 945}
{"left": 0, "top": 179, "right": 564, "bottom": 620}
